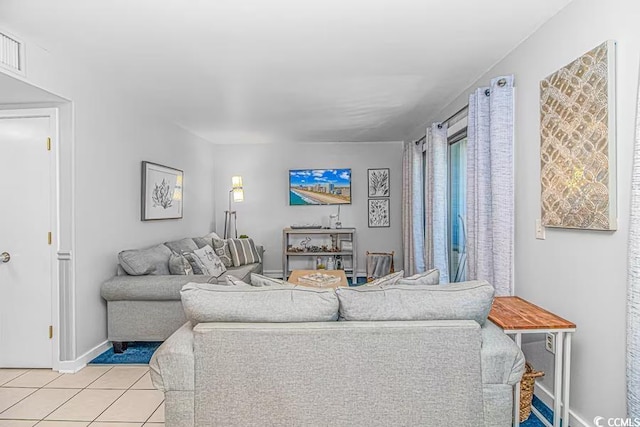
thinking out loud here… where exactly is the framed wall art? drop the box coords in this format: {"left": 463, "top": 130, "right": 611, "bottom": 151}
{"left": 367, "top": 168, "right": 390, "bottom": 197}
{"left": 368, "top": 198, "right": 390, "bottom": 228}
{"left": 540, "top": 40, "right": 617, "bottom": 230}
{"left": 141, "top": 161, "right": 183, "bottom": 221}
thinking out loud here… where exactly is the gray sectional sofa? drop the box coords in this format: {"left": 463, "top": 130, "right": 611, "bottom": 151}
{"left": 150, "top": 280, "right": 525, "bottom": 427}
{"left": 100, "top": 234, "right": 263, "bottom": 352}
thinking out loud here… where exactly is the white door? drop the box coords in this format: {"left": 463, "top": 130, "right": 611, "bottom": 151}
{"left": 0, "top": 115, "right": 53, "bottom": 368}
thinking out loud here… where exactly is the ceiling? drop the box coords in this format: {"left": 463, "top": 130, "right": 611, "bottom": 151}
{"left": 0, "top": 0, "right": 573, "bottom": 143}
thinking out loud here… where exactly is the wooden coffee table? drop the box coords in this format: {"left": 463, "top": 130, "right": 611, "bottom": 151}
{"left": 287, "top": 269, "right": 349, "bottom": 288}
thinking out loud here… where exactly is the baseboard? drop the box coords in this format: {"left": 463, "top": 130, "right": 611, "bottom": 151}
{"left": 534, "top": 383, "right": 592, "bottom": 427}
{"left": 57, "top": 340, "right": 110, "bottom": 373}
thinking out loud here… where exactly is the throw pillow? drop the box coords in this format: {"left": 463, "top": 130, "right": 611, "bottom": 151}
{"left": 397, "top": 268, "right": 440, "bottom": 286}
{"left": 164, "top": 238, "right": 199, "bottom": 254}
{"left": 212, "top": 238, "right": 233, "bottom": 268}
{"left": 168, "top": 252, "right": 194, "bottom": 275}
{"left": 118, "top": 244, "right": 172, "bottom": 276}
{"left": 362, "top": 270, "right": 404, "bottom": 287}
{"left": 227, "top": 238, "right": 262, "bottom": 267}
{"left": 193, "top": 236, "right": 213, "bottom": 250}
{"left": 226, "top": 275, "right": 248, "bottom": 286}
{"left": 180, "top": 282, "right": 339, "bottom": 323}
{"left": 193, "top": 245, "right": 227, "bottom": 277}
{"left": 250, "top": 273, "right": 289, "bottom": 287}
{"left": 335, "top": 280, "right": 495, "bottom": 325}
{"left": 182, "top": 252, "right": 204, "bottom": 275}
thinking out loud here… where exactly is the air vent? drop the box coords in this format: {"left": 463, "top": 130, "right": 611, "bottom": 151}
{"left": 0, "top": 30, "right": 25, "bottom": 76}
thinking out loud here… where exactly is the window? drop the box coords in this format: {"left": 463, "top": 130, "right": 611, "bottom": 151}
{"left": 448, "top": 125, "right": 467, "bottom": 282}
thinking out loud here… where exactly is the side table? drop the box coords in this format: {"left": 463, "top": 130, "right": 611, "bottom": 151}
{"left": 488, "top": 296, "right": 576, "bottom": 427}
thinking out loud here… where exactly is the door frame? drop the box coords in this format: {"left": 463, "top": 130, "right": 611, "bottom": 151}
{"left": 0, "top": 108, "right": 61, "bottom": 369}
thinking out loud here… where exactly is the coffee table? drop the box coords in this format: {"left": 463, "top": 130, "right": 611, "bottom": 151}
{"left": 287, "top": 269, "right": 349, "bottom": 288}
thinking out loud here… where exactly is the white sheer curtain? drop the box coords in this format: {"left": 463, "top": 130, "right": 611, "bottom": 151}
{"left": 627, "top": 77, "right": 640, "bottom": 418}
{"left": 425, "top": 123, "right": 450, "bottom": 283}
{"left": 466, "top": 75, "right": 514, "bottom": 296}
{"left": 402, "top": 141, "right": 425, "bottom": 275}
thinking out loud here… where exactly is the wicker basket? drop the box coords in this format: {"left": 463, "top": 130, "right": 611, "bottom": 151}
{"left": 520, "top": 362, "right": 544, "bottom": 422}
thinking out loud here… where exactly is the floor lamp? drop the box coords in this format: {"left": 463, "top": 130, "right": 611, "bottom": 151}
{"left": 224, "top": 176, "right": 244, "bottom": 239}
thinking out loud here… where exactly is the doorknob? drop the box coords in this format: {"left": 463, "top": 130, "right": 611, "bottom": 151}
{"left": 1, "top": 252, "right": 9, "bottom": 263}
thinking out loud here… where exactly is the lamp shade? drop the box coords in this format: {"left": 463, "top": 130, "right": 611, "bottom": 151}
{"left": 233, "top": 188, "right": 244, "bottom": 202}
{"left": 232, "top": 176, "right": 243, "bottom": 189}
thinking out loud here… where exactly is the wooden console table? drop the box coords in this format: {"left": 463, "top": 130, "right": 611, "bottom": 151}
{"left": 488, "top": 297, "right": 576, "bottom": 427}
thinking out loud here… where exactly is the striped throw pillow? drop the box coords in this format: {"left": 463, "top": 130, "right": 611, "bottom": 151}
{"left": 227, "top": 238, "right": 262, "bottom": 267}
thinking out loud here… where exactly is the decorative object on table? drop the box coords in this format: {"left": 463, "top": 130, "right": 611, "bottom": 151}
{"left": 316, "top": 257, "right": 326, "bottom": 269}
{"left": 540, "top": 40, "right": 617, "bottom": 230}
{"left": 335, "top": 255, "right": 343, "bottom": 270}
{"left": 141, "top": 161, "right": 183, "bottom": 221}
{"left": 519, "top": 363, "right": 545, "bottom": 422}
{"left": 298, "top": 272, "right": 341, "bottom": 287}
{"left": 223, "top": 176, "right": 244, "bottom": 238}
{"left": 365, "top": 251, "right": 394, "bottom": 282}
{"left": 368, "top": 168, "right": 390, "bottom": 197}
{"left": 368, "top": 198, "right": 390, "bottom": 227}
{"left": 289, "top": 168, "right": 351, "bottom": 205}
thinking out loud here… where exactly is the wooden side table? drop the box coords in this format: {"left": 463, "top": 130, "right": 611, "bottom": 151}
{"left": 488, "top": 297, "right": 576, "bottom": 427}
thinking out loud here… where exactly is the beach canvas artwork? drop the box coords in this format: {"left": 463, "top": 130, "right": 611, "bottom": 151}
{"left": 289, "top": 169, "right": 351, "bottom": 205}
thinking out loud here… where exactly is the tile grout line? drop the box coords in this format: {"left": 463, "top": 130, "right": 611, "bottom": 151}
{"left": 0, "top": 368, "right": 32, "bottom": 387}
{"left": 1, "top": 365, "right": 114, "bottom": 423}
{"left": 0, "top": 387, "right": 40, "bottom": 417}
{"left": 87, "top": 366, "right": 151, "bottom": 424}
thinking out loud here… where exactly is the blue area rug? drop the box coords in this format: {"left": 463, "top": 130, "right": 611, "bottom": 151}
{"left": 90, "top": 342, "right": 162, "bottom": 365}
{"left": 521, "top": 395, "right": 554, "bottom": 426}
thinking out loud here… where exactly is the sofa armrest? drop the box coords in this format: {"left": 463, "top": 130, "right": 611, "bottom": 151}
{"left": 101, "top": 275, "right": 217, "bottom": 301}
{"left": 481, "top": 321, "right": 526, "bottom": 386}
{"left": 149, "top": 322, "right": 195, "bottom": 392}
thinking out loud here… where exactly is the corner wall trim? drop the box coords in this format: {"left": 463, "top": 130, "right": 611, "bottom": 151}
{"left": 534, "top": 383, "right": 590, "bottom": 427}
{"left": 57, "top": 340, "right": 110, "bottom": 373}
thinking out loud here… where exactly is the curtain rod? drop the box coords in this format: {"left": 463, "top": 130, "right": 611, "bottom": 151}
{"left": 413, "top": 104, "right": 469, "bottom": 145}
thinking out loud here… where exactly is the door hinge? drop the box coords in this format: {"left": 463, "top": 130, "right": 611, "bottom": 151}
{"left": 48, "top": 232, "right": 52, "bottom": 245}
{"left": 47, "top": 137, "right": 51, "bottom": 151}
{"left": 49, "top": 325, "right": 53, "bottom": 339}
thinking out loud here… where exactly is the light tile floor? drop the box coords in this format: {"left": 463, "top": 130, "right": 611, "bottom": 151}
{"left": 0, "top": 366, "right": 164, "bottom": 426}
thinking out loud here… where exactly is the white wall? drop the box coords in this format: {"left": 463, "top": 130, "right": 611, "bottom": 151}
{"left": 1, "top": 38, "right": 217, "bottom": 359}
{"left": 213, "top": 142, "right": 403, "bottom": 277}
{"left": 407, "top": 0, "right": 639, "bottom": 422}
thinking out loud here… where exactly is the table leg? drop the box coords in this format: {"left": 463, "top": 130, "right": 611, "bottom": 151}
{"left": 553, "top": 332, "right": 564, "bottom": 427}
{"left": 514, "top": 333, "right": 522, "bottom": 427}
{"left": 562, "top": 333, "right": 572, "bottom": 427}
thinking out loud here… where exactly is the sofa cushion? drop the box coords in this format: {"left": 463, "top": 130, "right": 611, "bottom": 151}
{"left": 168, "top": 253, "right": 193, "bottom": 275}
{"left": 335, "top": 280, "right": 494, "bottom": 325}
{"left": 181, "top": 282, "right": 339, "bottom": 323}
{"left": 164, "top": 238, "right": 199, "bottom": 254}
{"left": 118, "top": 244, "right": 172, "bottom": 276}
{"left": 101, "top": 275, "right": 216, "bottom": 301}
{"left": 227, "top": 238, "right": 262, "bottom": 267}
{"left": 397, "top": 268, "right": 440, "bottom": 286}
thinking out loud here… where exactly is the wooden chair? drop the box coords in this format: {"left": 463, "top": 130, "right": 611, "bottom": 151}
{"left": 366, "top": 251, "right": 395, "bottom": 282}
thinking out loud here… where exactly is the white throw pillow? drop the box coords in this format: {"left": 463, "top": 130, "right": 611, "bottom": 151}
{"left": 192, "top": 245, "right": 226, "bottom": 277}
{"left": 363, "top": 270, "right": 404, "bottom": 287}
{"left": 397, "top": 268, "right": 440, "bottom": 286}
